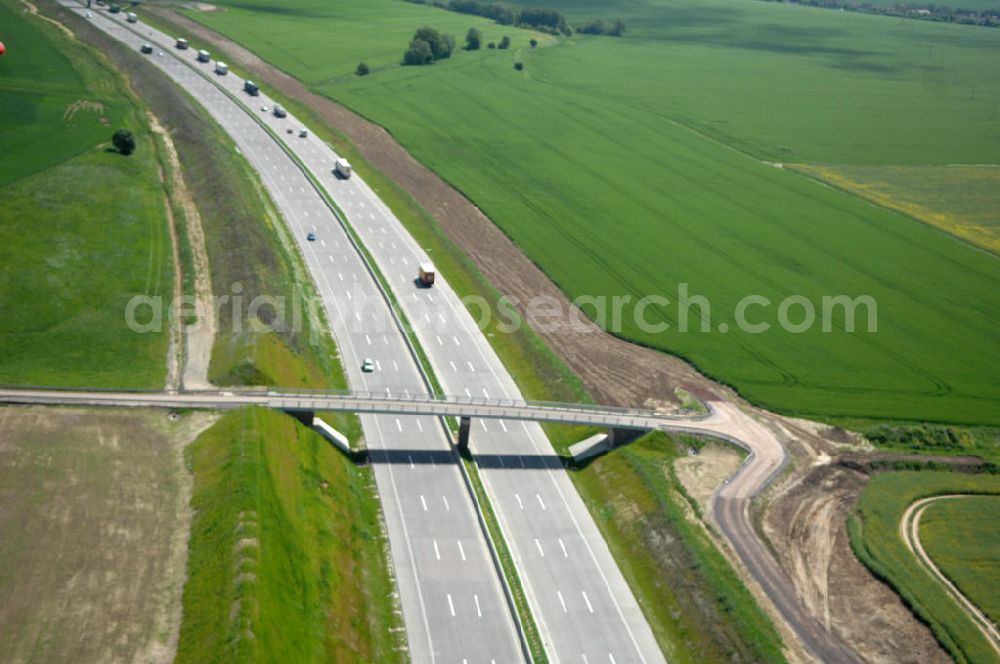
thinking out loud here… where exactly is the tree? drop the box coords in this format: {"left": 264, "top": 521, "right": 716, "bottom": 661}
{"left": 413, "top": 27, "right": 455, "bottom": 60}
{"left": 529, "top": 38, "right": 538, "bottom": 48}
{"left": 514, "top": 61, "right": 524, "bottom": 70}
{"left": 356, "top": 61, "right": 370, "bottom": 76}
{"left": 498, "top": 35, "right": 511, "bottom": 49}
{"left": 403, "top": 39, "right": 433, "bottom": 65}
{"left": 465, "top": 27, "right": 482, "bottom": 50}
{"left": 487, "top": 41, "right": 496, "bottom": 49}
{"left": 112, "top": 129, "right": 135, "bottom": 155}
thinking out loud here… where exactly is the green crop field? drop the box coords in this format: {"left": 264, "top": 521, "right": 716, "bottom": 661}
{"left": 0, "top": 0, "right": 172, "bottom": 388}
{"left": 849, "top": 471, "right": 1000, "bottom": 663}
{"left": 186, "top": 0, "right": 1000, "bottom": 425}
{"left": 920, "top": 495, "right": 1000, "bottom": 627}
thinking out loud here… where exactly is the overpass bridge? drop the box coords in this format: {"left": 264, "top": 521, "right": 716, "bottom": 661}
{"left": 0, "top": 387, "right": 706, "bottom": 451}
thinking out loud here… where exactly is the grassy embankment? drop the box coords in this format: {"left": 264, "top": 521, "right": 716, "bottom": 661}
{"left": 176, "top": 407, "right": 401, "bottom": 663}
{"left": 0, "top": 0, "right": 172, "bottom": 388}
{"left": 849, "top": 471, "right": 1000, "bottom": 663}
{"left": 37, "top": 4, "right": 405, "bottom": 660}
{"left": 148, "top": 5, "right": 789, "bottom": 660}
{"left": 189, "top": 0, "right": 1000, "bottom": 426}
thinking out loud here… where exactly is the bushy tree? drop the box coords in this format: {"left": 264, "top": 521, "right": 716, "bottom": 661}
{"left": 514, "top": 61, "right": 523, "bottom": 70}
{"left": 356, "top": 61, "right": 370, "bottom": 76}
{"left": 414, "top": 26, "right": 455, "bottom": 60}
{"left": 498, "top": 35, "right": 511, "bottom": 49}
{"left": 112, "top": 129, "right": 135, "bottom": 155}
{"left": 529, "top": 38, "right": 538, "bottom": 48}
{"left": 487, "top": 41, "right": 496, "bottom": 49}
{"left": 466, "top": 27, "right": 482, "bottom": 50}
{"left": 403, "top": 39, "right": 433, "bottom": 65}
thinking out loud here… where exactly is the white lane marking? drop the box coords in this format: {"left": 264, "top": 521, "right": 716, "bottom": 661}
{"left": 559, "top": 538, "right": 569, "bottom": 558}
{"left": 609, "top": 655, "right": 617, "bottom": 664}
{"left": 457, "top": 541, "right": 466, "bottom": 561}
{"left": 464, "top": 388, "right": 471, "bottom": 397}
{"left": 535, "top": 538, "right": 545, "bottom": 557}
{"left": 408, "top": 455, "right": 414, "bottom": 469}
{"left": 450, "top": 361, "right": 458, "bottom": 372}
{"left": 479, "top": 420, "right": 488, "bottom": 432}
{"left": 338, "top": 272, "right": 344, "bottom": 281}
{"left": 482, "top": 388, "right": 489, "bottom": 398}
{"left": 452, "top": 336, "right": 461, "bottom": 346}
{"left": 447, "top": 593, "right": 455, "bottom": 617}
{"left": 419, "top": 495, "right": 428, "bottom": 512}
{"left": 320, "top": 239, "right": 326, "bottom": 247}
{"left": 355, "top": 312, "right": 362, "bottom": 322}
{"left": 427, "top": 293, "right": 434, "bottom": 303}
{"left": 416, "top": 420, "right": 423, "bottom": 432}
{"left": 515, "top": 493, "right": 524, "bottom": 509}
{"left": 382, "top": 334, "right": 389, "bottom": 345}
{"left": 582, "top": 590, "right": 594, "bottom": 613}
{"left": 436, "top": 336, "right": 443, "bottom": 346}
{"left": 557, "top": 590, "right": 568, "bottom": 613}
{"left": 304, "top": 210, "right": 309, "bottom": 217}
{"left": 375, "top": 360, "right": 381, "bottom": 370}
{"left": 395, "top": 418, "right": 402, "bottom": 432}
{"left": 442, "top": 495, "right": 450, "bottom": 511}
{"left": 438, "top": 313, "right": 446, "bottom": 323}
{"left": 424, "top": 313, "right": 431, "bottom": 322}
{"left": 537, "top": 494, "right": 547, "bottom": 510}
{"left": 468, "top": 361, "right": 476, "bottom": 373}
{"left": 433, "top": 540, "right": 441, "bottom": 560}
{"left": 499, "top": 419, "right": 508, "bottom": 432}
{"left": 365, "top": 334, "right": 371, "bottom": 345}
{"left": 474, "top": 594, "right": 482, "bottom": 618}
{"left": 392, "top": 360, "right": 399, "bottom": 371}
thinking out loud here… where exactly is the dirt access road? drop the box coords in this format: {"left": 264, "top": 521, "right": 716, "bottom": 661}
{"left": 902, "top": 495, "right": 1000, "bottom": 658}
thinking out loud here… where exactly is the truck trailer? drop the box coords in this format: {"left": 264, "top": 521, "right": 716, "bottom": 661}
{"left": 418, "top": 263, "right": 436, "bottom": 287}
{"left": 215, "top": 61, "right": 228, "bottom": 75}
{"left": 197, "top": 49, "right": 210, "bottom": 63}
{"left": 176, "top": 37, "right": 188, "bottom": 50}
{"left": 244, "top": 80, "right": 259, "bottom": 96}
{"left": 334, "top": 158, "right": 352, "bottom": 179}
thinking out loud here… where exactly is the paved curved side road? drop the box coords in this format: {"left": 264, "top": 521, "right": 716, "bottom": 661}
{"left": 901, "top": 495, "right": 1000, "bottom": 658}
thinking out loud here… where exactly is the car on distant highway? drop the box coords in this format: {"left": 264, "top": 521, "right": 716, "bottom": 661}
{"left": 361, "top": 358, "right": 375, "bottom": 373}
{"left": 299, "top": 128, "right": 308, "bottom": 138}
{"left": 261, "top": 105, "right": 269, "bottom": 113}
{"left": 140, "top": 44, "right": 153, "bottom": 54}
{"left": 306, "top": 232, "right": 316, "bottom": 241}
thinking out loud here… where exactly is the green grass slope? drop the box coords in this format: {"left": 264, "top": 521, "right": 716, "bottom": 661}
{"left": 920, "top": 495, "right": 1000, "bottom": 628}
{"left": 176, "top": 407, "right": 401, "bottom": 664}
{"left": 185, "top": 0, "right": 1000, "bottom": 424}
{"left": 849, "top": 471, "right": 1000, "bottom": 663}
{"left": 0, "top": 0, "right": 172, "bottom": 388}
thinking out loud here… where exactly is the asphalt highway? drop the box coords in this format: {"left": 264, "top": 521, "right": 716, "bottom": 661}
{"left": 63, "top": 7, "right": 527, "bottom": 662}
{"left": 53, "top": 5, "right": 866, "bottom": 663}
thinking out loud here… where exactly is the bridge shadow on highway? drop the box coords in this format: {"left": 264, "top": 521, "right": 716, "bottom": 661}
{"left": 366, "top": 448, "right": 566, "bottom": 470}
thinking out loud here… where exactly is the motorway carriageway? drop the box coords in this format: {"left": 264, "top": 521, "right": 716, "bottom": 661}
{"left": 72, "top": 4, "right": 664, "bottom": 663}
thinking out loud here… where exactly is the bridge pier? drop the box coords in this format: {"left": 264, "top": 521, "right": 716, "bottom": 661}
{"left": 607, "top": 427, "right": 644, "bottom": 449}
{"left": 457, "top": 416, "right": 472, "bottom": 454}
{"left": 286, "top": 410, "right": 315, "bottom": 428}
